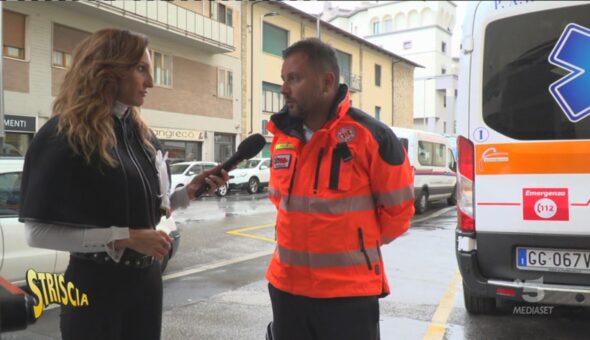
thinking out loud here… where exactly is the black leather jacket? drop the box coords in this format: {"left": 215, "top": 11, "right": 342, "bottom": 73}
{"left": 19, "top": 114, "right": 163, "bottom": 230}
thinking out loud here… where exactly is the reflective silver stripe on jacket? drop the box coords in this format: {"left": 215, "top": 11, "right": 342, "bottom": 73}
{"left": 271, "top": 185, "right": 414, "bottom": 214}
{"left": 373, "top": 185, "right": 414, "bottom": 207}
{"left": 279, "top": 194, "right": 375, "bottom": 214}
{"left": 276, "top": 245, "right": 380, "bottom": 268}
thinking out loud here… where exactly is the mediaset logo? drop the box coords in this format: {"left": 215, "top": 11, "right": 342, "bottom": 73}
{"left": 513, "top": 305, "right": 555, "bottom": 316}
{"left": 26, "top": 269, "right": 89, "bottom": 319}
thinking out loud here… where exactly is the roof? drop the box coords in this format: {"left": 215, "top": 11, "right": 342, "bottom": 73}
{"left": 272, "top": 1, "right": 422, "bottom": 68}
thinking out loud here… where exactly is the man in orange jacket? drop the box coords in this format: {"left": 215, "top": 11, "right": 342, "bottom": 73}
{"left": 265, "top": 38, "right": 415, "bottom": 340}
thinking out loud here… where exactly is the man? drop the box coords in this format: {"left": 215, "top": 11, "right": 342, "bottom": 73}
{"left": 265, "top": 38, "right": 415, "bottom": 340}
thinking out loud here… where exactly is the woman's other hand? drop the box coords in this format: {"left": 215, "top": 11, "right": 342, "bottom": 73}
{"left": 115, "top": 229, "right": 172, "bottom": 261}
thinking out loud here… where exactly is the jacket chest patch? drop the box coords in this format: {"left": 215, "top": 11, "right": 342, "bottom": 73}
{"left": 336, "top": 126, "right": 357, "bottom": 143}
{"left": 273, "top": 154, "right": 292, "bottom": 169}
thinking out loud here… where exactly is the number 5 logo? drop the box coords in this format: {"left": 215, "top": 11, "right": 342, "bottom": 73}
{"left": 516, "top": 277, "right": 545, "bottom": 303}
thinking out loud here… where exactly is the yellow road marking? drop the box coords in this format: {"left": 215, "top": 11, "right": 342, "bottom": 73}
{"left": 226, "top": 223, "right": 276, "bottom": 244}
{"left": 423, "top": 271, "right": 462, "bottom": 340}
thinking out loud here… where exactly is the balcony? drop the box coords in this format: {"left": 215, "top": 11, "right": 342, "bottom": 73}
{"left": 58, "top": 0, "right": 234, "bottom": 54}
{"left": 340, "top": 72, "right": 362, "bottom": 92}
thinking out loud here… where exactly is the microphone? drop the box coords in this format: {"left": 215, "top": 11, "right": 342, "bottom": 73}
{"left": 194, "top": 133, "right": 266, "bottom": 198}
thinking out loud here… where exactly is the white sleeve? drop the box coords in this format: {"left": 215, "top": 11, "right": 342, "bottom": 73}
{"left": 24, "top": 222, "right": 130, "bottom": 262}
{"left": 170, "top": 186, "right": 191, "bottom": 211}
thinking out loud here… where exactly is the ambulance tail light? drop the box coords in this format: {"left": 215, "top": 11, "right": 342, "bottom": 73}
{"left": 457, "top": 136, "right": 475, "bottom": 232}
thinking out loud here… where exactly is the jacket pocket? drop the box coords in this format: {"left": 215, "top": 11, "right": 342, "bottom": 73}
{"left": 329, "top": 143, "right": 353, "bottom": 191}
{"left": 271, "top": 152, "right": 297, "bottom": 191}
{"left": 357, "top": 227, "right": 373, "bottom": 271}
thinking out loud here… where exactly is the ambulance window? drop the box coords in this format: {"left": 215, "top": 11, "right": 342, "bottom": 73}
{"left": 433, "top": 143, "right": 446, "bottom": 167}
{"left": 418, "top": 141, "right": 431, "bottom": 166}
{"left": 482, "top": 4, "right": 590, "bottom": 140}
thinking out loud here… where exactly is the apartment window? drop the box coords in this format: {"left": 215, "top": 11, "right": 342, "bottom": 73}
{"left": 152, "top": 51, "right": 172, "bottom": 86}
{"left": 263, "top": 22, "right": 288, "bottom": 57}
{"left": 375, "top": 106, "right": 381, "bottom": 121}
{"left": 52, "top": 51, "right": 72, "bottom": 68}
{"left": 53, "top": 24, "right": 89, "bottom": 68}
{"left": 218, "top": 68, "right": 233, "bottom": 99}
{"left": 384, "top": 18, "right": 393, "bottom": 32}
{"left": 372, "top": 20, "right": 380, "bottom": 35}
{"left": 335, "top": 49, "right": 352, "bottom": 86}
{"left": 374, "top": 64, "right": 382, "bottom": 87}
{"left": 3, "top": 11, "right": 26, "bottom": 59}
{"left": 441, "top": 41, "right": 447, "bottom": 53}
{"left": 444, "top": 121, "right": 447, "bottom": 133}
{"left": 443, "top": 94, "right": 447, "bottom": 108}
{"left": 262, "top": 82, "right": 284, "bottom": 113}
{"left": 403, "top": 41, "right": 412, "bottom": 50}
{"left": 441, "top": 68, "right": 447, "bottom": 74}
{"left": 216, "top": 3, "right": 233, "bottom": 27}
{"left": 226, "top": 7, "right": 233, "bottom": 27}
{"left": 262, "top": 120, "right": 269, "bottom": 135}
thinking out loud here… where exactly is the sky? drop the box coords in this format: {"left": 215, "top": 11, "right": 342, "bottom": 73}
{"left": 286, "top": 1, "right": 467, "bottom": 58}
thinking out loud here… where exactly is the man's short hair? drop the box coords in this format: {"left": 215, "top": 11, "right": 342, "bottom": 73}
{"left": 282, "top": 38, "right": 340, "bottom": 88}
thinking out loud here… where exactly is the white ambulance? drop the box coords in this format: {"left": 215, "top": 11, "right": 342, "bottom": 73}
{"left": 391, "top": 127, "right": 457, "bottom": 214}
{"left": 456, "top": 1, "right": 590, "bottom": 314}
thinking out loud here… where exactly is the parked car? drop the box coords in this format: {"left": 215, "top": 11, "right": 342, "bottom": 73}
{"left": 228, "top": 158, "right": 271, "bottom": 194}
{"left": 169, "top": 161, "right": 228, "bottom": 197}
{"left": 0, "top": 158, "right": 180, "bottom": 285}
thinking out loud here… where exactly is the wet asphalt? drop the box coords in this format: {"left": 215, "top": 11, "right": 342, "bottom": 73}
{"left": 6, "top": 193, "right": 590, "bottom": 340}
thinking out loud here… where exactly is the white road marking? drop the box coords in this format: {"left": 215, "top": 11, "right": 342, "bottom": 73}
{"left": 162, "top": 249, "right": 274, "bottom": 281}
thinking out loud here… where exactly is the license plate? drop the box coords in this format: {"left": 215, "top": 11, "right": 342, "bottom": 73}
{"left": 516, "top": 247, "right": 590, "bottom": 274}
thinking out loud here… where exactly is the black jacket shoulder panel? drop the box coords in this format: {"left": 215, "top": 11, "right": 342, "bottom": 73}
{"left": 347, "top": 108, "right": 406, "bottom": 166}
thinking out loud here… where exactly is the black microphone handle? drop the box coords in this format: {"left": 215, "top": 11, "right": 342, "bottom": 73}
{"left": 193, "top": 152, "right": 245, "bottom": 198}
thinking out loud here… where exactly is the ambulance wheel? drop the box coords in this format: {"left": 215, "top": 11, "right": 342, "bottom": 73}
{"left": 447, "top": 186, "right": 457, "bottom": 206}
{"left": 463, "top": 283, "right": 496, "bottom": 315}
{"left": 415, "top": 189, "right": 428, "bottom": 214}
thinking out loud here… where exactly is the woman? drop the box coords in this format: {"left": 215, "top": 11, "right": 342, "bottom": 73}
{"left": 19, "top": 28, "right": 227, "bottom": 340}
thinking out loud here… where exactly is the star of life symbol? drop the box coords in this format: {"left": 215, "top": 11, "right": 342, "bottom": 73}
{"left": 548, "top": 23, "right": 590, "bottom": 123}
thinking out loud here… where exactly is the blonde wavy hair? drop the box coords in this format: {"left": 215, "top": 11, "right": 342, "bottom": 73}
{"left": 53, "top": 28, "right": 155, "bottom": 167}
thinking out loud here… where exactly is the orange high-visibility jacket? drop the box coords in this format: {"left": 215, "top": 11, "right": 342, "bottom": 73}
{"left": 266, "top": 85, "right": 415, "bottom": 298}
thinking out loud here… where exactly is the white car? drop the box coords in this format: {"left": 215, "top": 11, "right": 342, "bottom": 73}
{"left": 228, "top": 158, "right": 271, "bottom": 194}
{"left": 169, "top": 161, "right": 228, "bottom": 197}
{"left": 0, "top": 158, "right": 180, "bottom": 285}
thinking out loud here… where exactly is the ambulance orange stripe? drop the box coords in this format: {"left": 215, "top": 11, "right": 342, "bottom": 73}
{"left": 475, "top": 141, "right": 590, "bottom": 175}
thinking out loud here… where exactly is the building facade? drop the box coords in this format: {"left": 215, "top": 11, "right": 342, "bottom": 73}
{"left": 2, "top": 0, "right": 241, "bottom": 162}
{"left": 241, "top": 1, "right": 418, "bottom": 157}
{"left": 325, "top": 1, "right": 458, "bottom": 135}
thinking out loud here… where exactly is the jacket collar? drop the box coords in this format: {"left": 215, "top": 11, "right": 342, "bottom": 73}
{"left": 268, "top": 84, "right": 350, "bottom": 140}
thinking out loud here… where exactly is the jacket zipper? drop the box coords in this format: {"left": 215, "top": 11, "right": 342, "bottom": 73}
{"left": 113, "top": 145, "right": 131, "bottom": 227}
{"left": 358, "top": 227, "right": 373, "bottom": 270}
{"left": 286, "top": 159, "right": 298, "bottom": 206}
{"left": 313, "top": 148, "right": 324, "bottom": 194}
{"left": 120, "top": 118, "right": 155, "bottom": 227}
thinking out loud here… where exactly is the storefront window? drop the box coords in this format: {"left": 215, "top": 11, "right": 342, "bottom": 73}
{"left": 214, "top": 133, "right": 235, "bottom": 163}
{"left": 2, "top": 133, "right": 31, "bottom": 157}
{"left": 161, "top": 140, "right": 202, "bottom": 164}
